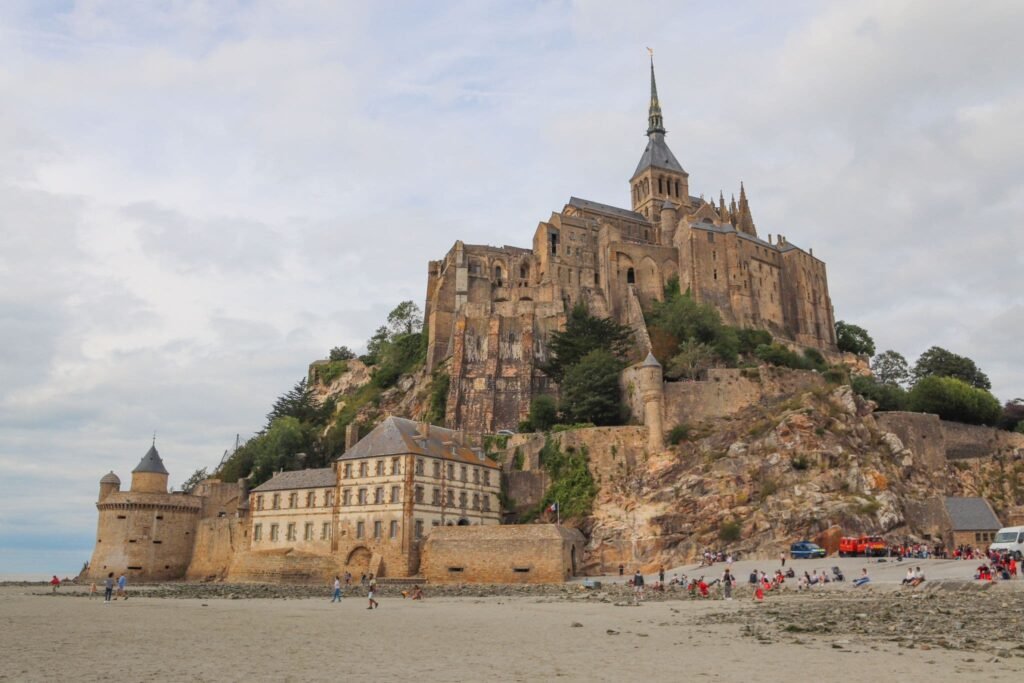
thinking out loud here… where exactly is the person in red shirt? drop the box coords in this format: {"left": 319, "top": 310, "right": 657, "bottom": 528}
{"left": 50, "top": 576, "right": 60, "bottom": 593}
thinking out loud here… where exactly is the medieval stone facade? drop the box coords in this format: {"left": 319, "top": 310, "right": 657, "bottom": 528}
{"left": 426, "top": 60, "right": 836, "bottom": 433}
{"left": 238, "top": 416, "right": 502, "bottom": 580}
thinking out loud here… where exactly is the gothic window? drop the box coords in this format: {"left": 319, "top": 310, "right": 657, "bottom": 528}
{"left": 658, "top": 177, "right": 664, "bottom": 194}
{"left": 627, "top": 268, "right": 636, "bottom": 284}
{"left": 520, "top": 264, "right": 528, "bottom": 279}
{"left": 675, "top": 180, "right": 680, "bottom": 197}
{"left": 494, "top": 265, "right": 503, "bottom": 286}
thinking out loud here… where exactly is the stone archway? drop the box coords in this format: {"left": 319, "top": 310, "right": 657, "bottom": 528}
{"left": 345, "top": 546, "right": 372, "bottom": 573}
{"left": 457, "top": 518, "right": 470, "bottom": 526}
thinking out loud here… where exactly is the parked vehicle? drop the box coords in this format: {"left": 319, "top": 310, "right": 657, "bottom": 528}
{"left": 856, "top": 535, "right": 887, "bottom": 557}
{"left": 990, "top": 526, "right": 1024, "bottom": 560}
{"left": 790, "top": 541, "right": 827, "bottom": 559}
{"left": 838, "top": 537, "right": 859, "bottom": 557}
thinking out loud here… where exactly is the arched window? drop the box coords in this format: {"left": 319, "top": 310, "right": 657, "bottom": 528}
{"left": 627, "top": 268, "right": 636, "bottom": 284}
{"left": 520, "top": 264, "right": 528, "bottom": 279}
{"left": 494, "top": 265, "right": 503, "bottom": 286}
{"left": 658, "top": 177, "right": 663, "bottom": 194}
{"left": 675, "top": 180, "right": 680, "bottom": 197}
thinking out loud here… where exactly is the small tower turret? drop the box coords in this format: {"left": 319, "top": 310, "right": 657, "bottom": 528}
{"left": 659, "top": 199, "right": 678, "bottom": 245}
{"left": 131, "top": 442, "right": 169, "bottom": 493}
{"left": 638, "top": 352, "right": 665, "bottom": 452}
{"left": 735, "top": 182, "right": 757, "bottom": 236}
{"left": 99, "top": 471, "right": 120, "bottom": 501}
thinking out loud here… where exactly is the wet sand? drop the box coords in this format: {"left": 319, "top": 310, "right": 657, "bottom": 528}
{"left": 2, "top": 584, "right": 1021, "bottom": 682}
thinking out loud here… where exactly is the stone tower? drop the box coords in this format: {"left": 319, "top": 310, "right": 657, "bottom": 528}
{"left": 131, "top": 443, "right": 170, "bottom": 493}
{"left": 86, "top": 442, "right": 201, "bottom": 581}
{"left": 630, "top": 56, "right": 689, "bottom": 221}
{"left": 638, "top": 352, "right": 665, "bottom": 451}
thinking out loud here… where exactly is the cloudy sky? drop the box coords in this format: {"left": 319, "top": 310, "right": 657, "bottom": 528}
{"left": 1, "top": 0, "right": 1022, "bottom": 575}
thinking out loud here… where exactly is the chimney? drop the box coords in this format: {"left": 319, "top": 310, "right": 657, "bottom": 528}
{"left": 345, "top": 423, "right": 360, "bottom": 451}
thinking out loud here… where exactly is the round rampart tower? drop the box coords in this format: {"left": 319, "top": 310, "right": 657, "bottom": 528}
{"left": 86, "top": 443, "right": 201, "bottom": 581}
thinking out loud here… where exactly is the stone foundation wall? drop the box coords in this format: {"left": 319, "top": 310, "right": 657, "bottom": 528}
{"left": 875, "top": 412, "right": 1024, "bottom": 465}
{"left": 420, "top": 525, "right": 584, "bottom": 584}
{"left": 940, "top": 421, "right": 1024, "bottom": 460}
{"left": 185, "top": 517, "right": 247, "bottom": 581}
{"left": 227, "top": 549, "right": 343, "bottom": 584}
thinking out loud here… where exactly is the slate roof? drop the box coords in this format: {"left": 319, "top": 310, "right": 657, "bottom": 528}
{"left": 251, "top": 467, "right": 337, "bottom": 493}
{"left": 944, "top": 497, "right": 1001, "bottom": 531}
{"left": 100, "top": 471, "right": 121, "bottom": 484}
{"left": 132, "top": 445, "right": 169, "bottom": 475}
{"left": 632, "top": 132, "right": 686, "bottom": 179}
{"left": 568, "top": 197, "right": 646, "bottom": 223}
{"left": 337, "top": 416, "right": 500, "bottom": 469}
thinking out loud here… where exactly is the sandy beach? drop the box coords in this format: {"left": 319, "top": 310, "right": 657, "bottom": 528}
{"left": 3, "top": 573, "right": 1022, "bottom": 682}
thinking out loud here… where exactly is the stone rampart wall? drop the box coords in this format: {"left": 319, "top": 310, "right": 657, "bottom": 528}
{"left": 420, "top": 525, "right": 583, "bottom": 584}
{"left": 185, "top": 517, "right": 247, "bottom": 581}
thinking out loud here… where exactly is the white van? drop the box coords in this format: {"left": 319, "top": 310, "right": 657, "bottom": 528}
{"left": 989, "top": 526, "right": 1024, "bottom": 559}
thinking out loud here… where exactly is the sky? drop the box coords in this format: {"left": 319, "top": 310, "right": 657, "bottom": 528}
{"left": 1, "top": 0, "right": 1022, "bottom": 575}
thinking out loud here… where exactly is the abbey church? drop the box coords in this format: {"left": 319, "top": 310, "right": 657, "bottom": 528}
{"left": 426, "top": 59, "right": 837, "bottom": 434}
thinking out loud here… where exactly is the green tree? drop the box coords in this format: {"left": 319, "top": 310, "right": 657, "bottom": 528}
{"left": 424, "top": 370, "right": 450, "bottom": 425}
{"left": 559, "top": 349, "right": 625, "bottom": 426}
{"left": 666, "top": 340, "right": 715, "bottom": 380}
{"left": 912, "top": 346, "right": 991, "bottom": 390}
{"left": 266, "top": 378, "right": 324, "bottom": 427}
{"left": 851, "top": 375, "right": 909, "bottom": 411}
{"left": 908, "top": 376, "right": 1001, "bottom": 426}
{"left": 526, "top": 395, "right": 558, "bottom": 431}
{"left": 180, "top": 467, "right": 209, "bottom": 493}
{"left": 250, "top": 416, "right": 314, "bottom": 485}
{"left": 737, "top": 328, "right": 772, "bottom": 355}
{"left": 997, "top": 398, "right": 1024, "bottom": 432}
{"left": 329, "top": 345, "right": 355, "bottom": 361}
{"left": 872, "top": 350, "right": 910, "bottom": 387}
{"left": 361, "top": 325, "right": 390, "bottom": 366}
{"left": 386, "top": 300, "right": 423, "bottom": 336}
{"left": 835, "top": 321, "right": 876, "bottom": 356}
{"left": 646, "top": 288, "right": 738, "bottom": 364}
{"left": 544, "top": 303, "right": 632, "bottom": 382}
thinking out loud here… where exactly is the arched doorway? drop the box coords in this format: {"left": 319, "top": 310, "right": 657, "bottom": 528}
{"left": 345, "top": 546, "right": 371, "bottom": 573}
{"left": 457, "top": 518, "right": 470, "bottom": 526}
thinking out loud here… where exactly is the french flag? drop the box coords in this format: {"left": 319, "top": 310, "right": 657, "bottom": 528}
{"left": 547, "top": 501, "right": 558, "bottom": 513}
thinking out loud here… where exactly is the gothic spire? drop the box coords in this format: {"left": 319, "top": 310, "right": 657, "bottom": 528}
{"left": 736, "top": 182, "right": 757, "bottom": 236}
{"left": 647, "top": 51, "right": 665, "bottom": 136}
{"left": 718, "top": 191, "right": 729, "bottom": 222}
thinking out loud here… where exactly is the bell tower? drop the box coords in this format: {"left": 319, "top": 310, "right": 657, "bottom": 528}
{"left": 629, "top": 54, "right": 689, "bottom": 221}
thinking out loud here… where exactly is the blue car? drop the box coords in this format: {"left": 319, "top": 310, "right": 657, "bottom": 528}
{"left": 790, "top": 541, "right": 827, "bottom": 559}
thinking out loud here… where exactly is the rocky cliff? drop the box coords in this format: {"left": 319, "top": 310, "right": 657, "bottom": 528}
{"left": 498, "top": 384, "right": 1024, "bottom": 573}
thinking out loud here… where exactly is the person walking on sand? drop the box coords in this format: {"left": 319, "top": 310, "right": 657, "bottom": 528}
{"left": 722, "top": 568, "right": 734, "bottom": 600}
{"left": 89, "top": 581, "right": 97, "bottom": 599}
{"left": 779, "top": 552, "right": 786, "bottom": 568}
{"left": 367, "top": 575, "right": 379, "bottom": 610}
{"left": 331, "top": 576, "right": 342, "bottom": 603}
{"left": 50, "top": 575, "right": 60, "bottom": 593}
{"left": 117, "top": 573, "right": 127, "bottom": 600}
{"left": 103, "top": 573, "right": 114, "bottom": 603}
{"left": 659, "top": 566, "right": 665, "bottom": 584}
{"left": 632, "top": 570, "right": 645, "bottom": 603}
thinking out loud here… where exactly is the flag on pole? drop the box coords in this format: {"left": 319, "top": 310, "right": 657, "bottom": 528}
{"left": 547, "top": 502, "right": 558, "bottom": 513}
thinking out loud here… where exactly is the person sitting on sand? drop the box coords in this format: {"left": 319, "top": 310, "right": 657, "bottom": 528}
{"left": 902, "top": 567, "right": 914, "bottom": 585}
{"left": 976, "top": 565, "right": 992, "bottom": 581}
{"left": 910, "top": 567, "right": 925, "bottom": 587}
{"left": 853, "top": 568, "right": 871, "bottom": 587}
{"left": 412, "top": 585, "right": 423, "bottom": 600}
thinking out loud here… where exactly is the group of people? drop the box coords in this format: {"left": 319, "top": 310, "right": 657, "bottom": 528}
{"left": 976, "top": 551, "right": 1018, "bottom": 581}
{"left": 901, "top": 566, "right": 926, "bottom": 586}
{"left": 330, "top": 573, "right": 424, "bottom": 608}
{"left": 88, "top": 572, "right": 128, "bottom": 603}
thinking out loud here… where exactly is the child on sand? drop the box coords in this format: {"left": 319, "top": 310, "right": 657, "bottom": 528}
{"left": 89, "top": 581, "right": 97, "bottom": 599}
